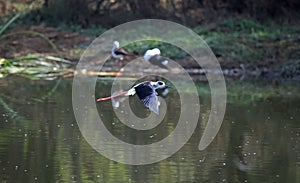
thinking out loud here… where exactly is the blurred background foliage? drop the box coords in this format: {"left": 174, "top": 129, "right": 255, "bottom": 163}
{"left": 0, "top": 0, "right": 300, "bottom": 79}
{"left": 0, "top": 0, "right": 299, "bottom": 28}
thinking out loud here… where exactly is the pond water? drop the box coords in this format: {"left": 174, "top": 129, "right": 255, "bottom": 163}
{"left": 0, "top": 78, "right": 299, "bottom": 183}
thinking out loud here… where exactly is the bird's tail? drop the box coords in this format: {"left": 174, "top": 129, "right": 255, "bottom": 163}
{"left": 97, "top": 91, "right": 128, "bottom": 102}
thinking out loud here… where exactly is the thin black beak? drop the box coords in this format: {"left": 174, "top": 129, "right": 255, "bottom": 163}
{"left": 165, "top": 85, "right": 173, "bottom": 89}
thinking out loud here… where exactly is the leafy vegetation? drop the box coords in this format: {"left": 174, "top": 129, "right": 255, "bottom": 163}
{"left": 1, "top": 16, "right": 300, "bottom": 79}
{"left": 0, "top": 15, "right": 73, "bottom": 79}
{"left": 117, "top": 18, "right": 300, "bottom": 66}
{"left": 194, "top": 19, "right": 300, "bottom": 62}
{"left": 0, "top": 55, "right": 73, "bottom": 80}
{"left": 0, "top": 1, "right": 299, "bottom": 79}
{"left": 0, "top": 13, "right": 20, "bottom": 35}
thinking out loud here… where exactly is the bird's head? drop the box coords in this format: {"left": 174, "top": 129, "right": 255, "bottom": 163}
{"left": 151, "top": 81, "right": 167, "bottom": 89}
{"left": 113, "top": 41, "right": 120, "bottom": 49}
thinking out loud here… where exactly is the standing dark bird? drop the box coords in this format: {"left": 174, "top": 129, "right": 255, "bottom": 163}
{"left": 111, "top": 41, "right": 135, "bottom": 69}
{"left": 143, "top": 48, "right": 169, "bottom": 70}
{"left": 97, "top": 81, "right": 167, "bottom": 114}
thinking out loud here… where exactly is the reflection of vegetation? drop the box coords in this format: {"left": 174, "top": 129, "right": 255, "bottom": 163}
{"left": 225, "top": 79, "right": 300, "bottom": 104}
{"left": 0, "top": 98, "right": 18, "bottom": 119}
{"left": 159, "top": 79, "right": 300, "bottom": 104}
{"left": 32, "top": 79, "right": 61, "bottom": 102}
{"left": 0, "top": 79, "right": 299, "bottom": 182}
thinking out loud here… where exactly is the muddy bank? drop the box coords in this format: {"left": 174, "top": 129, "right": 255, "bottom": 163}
{"left": 1, "top": 25, "right": 300, "bottom": 80}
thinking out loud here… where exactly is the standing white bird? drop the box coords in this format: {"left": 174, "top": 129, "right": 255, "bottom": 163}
{"left": 143, "top": 48, "right": 169, "bottom": 70}
{"left": 111, "top": 41, "right": 135, "bottom": 69}
{"left": 97, "top": 81, "right": 167, "bottom": 114}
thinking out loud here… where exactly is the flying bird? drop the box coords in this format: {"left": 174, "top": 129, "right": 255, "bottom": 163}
{"left": 143, "top": 48, "right": 169, "bottom": 70}
{"left": 97, "top": 81, "right": 167, "bottom": 114}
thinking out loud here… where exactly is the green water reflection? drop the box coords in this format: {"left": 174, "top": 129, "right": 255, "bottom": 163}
{"left": 0, "top": 78, "right": 299, "bottom": 183}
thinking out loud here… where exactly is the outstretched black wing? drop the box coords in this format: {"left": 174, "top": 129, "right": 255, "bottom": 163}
{"left": 134, "top": 82, "right": 159, "bottom": 114}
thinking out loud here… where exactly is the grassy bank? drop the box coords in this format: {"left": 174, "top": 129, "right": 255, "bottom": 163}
{"left": 1, "top": 10, "right": 300, "bottom": 79}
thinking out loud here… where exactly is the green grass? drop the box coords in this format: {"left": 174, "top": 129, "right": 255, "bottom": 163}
{"left": 0, "top": 1, "right": 299, "bottom": 62}
{"left": 194, "top": 18, "right": 300, "bottom": 62}
{"left": 119, "top": 19, "right": 300, "bottom": 62}
{"left": 1, "top": 5, "right": 299, "bottom": 62}
{"left": 124, "top": 41, "right": 188, "bottom": 58}
{"left": 0, "top": 13, "right": 20, "bottom": 35}
{"left": 1, "top": 6, "right": 300, "bottom": 79}
{"left": 118, "top": 19, "right": 300, "bottom": 61}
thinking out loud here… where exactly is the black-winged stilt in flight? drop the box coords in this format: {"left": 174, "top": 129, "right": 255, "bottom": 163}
{"left": 111, "top": 41, "right": 135, "bottom": 69}
{"left": 97, "top": 81, "right": 167, "bottom": 114}
{"left": 143, "top": 48, "right": 169, "bottom": 70}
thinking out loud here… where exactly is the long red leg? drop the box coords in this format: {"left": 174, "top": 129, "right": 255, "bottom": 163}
{"left": 97, "top": 91, "right": 128, "bottom": 102}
